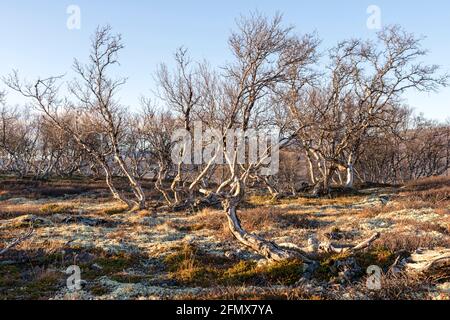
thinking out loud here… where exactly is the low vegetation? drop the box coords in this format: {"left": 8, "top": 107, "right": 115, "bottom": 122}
{"left": 0, "top": 176, "right": 448, "bottom": 300}
{"left": 0, "top": 12, "right": 449, "bottom": 301}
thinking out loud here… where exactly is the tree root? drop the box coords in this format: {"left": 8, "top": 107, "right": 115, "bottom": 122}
{"left": 278, "top": 232, "right": 381, "bottom": 261}
{"left": 318, "top": 232, "right": 381, "bottom": 254}
{"left": 403, "top": 248, "right": 450, "bottom": 278}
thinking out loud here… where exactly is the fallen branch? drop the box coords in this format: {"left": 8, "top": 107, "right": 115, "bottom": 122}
{"left": 404, "top": 248, "right": 450, "bottom": 276}
{"left": 317, "top": 232, "right": 381, "bottom": 254}
{"left": 0, "top": 228, "right": 34, "bottom": 256}
{"left": 349, "top": 232, "right": 381, "bottom": 253}
{"left": 279, "top": 233, "right": 381, "bottom": 261}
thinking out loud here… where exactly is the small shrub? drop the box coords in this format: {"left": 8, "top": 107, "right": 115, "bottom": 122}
{"left": 78, "top": 250, "right": 144, "bottom": 281}
{"left": 247, "top": 195, "right": 278, "bottom": 206}
{"left": 175, "top": 285, "right": 315, "bottom": 300}
{"left": 314, "top": 252, "right": 351, "bottom": 281}
{"left": 0, "top": 267, "right": 62, "bottom": 300}
{"left": 166, "top": 221, "right": 206, "bottom": 232}
{"left": 354, "top": 247, "right": 396, "bottom": 271}
{"left": 24, "top": 269, "right": 62, "bottom": 299}
{"left": 164, "top": 244, "right": 305, "bottom": 287}
{"left": 164, "top": 244, "right": 224, "bottom": 286}
{"left": 220, "top": 259, "right": 305, "bottom": 286}
{"left": 377, "top": 232, "right": 450, "bottom": 252}
{"left": 90, "top": 284, "right": 110, "bottom": 296}
{"left": 314, "top": 247, "right": 396, "bottom": 282}
{"left": 40, "top": 204, "right": 75, "bottom": 214}
{"left": 221, "top": 260, "right": 259, "bottom": 284}
{"left": 101, "top": 205, "right": 129, "bottom": 215}
{"left": 404, "top": 176, "right": 450, "bottom": 192}
{"left": 260, "top": 259, "right": 305, "bottom": 285}
{"left": 359, "top": 273, "right": 432, "bottom": 300}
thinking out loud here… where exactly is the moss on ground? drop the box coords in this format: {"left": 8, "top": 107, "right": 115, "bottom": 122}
{"left": 0, "top": 265, "right": 62, "bottom": 300}
{"left": 0, "top": 247, "right": 148, "bottom": 299}
{"left": 78, "top": 250, "right": 145, "bottom": 281}
{"left": 100, "top": 206, "right": 129, "bottom": 215}
{"left": 354, "top": 246, "right": 396, "bottom": 270}
{"left": 314, "top": 246, "right": 396, "bottom": 282}
{"left": 163, "top": 244, "right": 305, "bottom": 287}
{"left": 40, "top": 203, "right": 75, "bottom": 214}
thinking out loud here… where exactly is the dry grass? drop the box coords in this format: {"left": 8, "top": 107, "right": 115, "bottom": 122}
{"left": 376, "top": 232, "right": 450, "bottom": 252}
{"left": 0, "top": 244, "right": 149, "bottom": 299}
{"left": 356, "top": 273, "right": 434, "bottom": 300}
{"left": 40, "top": 203, "right": 76, "bottom": 215}
{"left": 398, "top": 186, "right": 449, "bottom": 208}
{"left": 99, "top": 205, "right": 130, "bottom": 215}
{"left": 164, "top": 244, "right": 305, "bottom": 287}
{"left": 1, "top": 175, "right": 449, "bottom": 300}
{"left": 0, "top": 202, "right": 44, "bottom": 219}
{"left": 175, "top": 273, "right": 438, "bottom": 300}
{"left": 395, "top": 176, "right": 450, "bottom": 209}
{"left": 399, "top": 219, "right": 449, "bottom": 235}
{"left": 174, "top": 285, "right": 318, "bottom": 300}
{"left": 188, "top": 208, "right": 226, "bottom": 233}
{"left": 355, "top": 197, "right": 449, "bottom": 219}
{"left": 0, "top": 176, "right": 101, "bottom": 199}
{"left": 403, "top": 176, "right": 450, "bottom": 191}
{"left": 247, "top": 193, "right": 366, "bottom": 207}
{"left": 191, "top": 206, "right": 322, "bottom": 241}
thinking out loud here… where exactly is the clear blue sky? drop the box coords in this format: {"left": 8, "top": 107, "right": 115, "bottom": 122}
{"left": 1, "top": 0, "right": 449, "bottom": 120}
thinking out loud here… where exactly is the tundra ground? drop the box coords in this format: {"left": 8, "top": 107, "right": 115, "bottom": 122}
{"left": 0, "top": 176, "right": 448, "bottom": 300}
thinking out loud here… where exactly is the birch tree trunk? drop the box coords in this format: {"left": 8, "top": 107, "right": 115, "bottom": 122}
{"left": 222, "top": 181, "right": 308, "bottom": 262}
{"left": 113, "top": 152, "right": 146, "bottom": 210}
{"left": 345, "top": 164, "right": 355, "bottom": 189}
{"left": 305, "top": 151, "right": 317, "bottom": 184}
{"left": 345, "top": 153, "right": 355, "bottom": 189}
{"left": 223, "top": 197, "right": 301, "bottom": 262}
{"left": 101, "top": 163, "right": 133, "bottom": 209}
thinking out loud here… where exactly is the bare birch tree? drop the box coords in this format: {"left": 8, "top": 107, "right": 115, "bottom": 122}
{"left": 4, "top": 26, "right": 147, "bottom": 209}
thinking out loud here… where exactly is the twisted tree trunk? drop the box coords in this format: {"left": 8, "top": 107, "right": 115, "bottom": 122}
{"left": 221, "top": 180, "right": 311, "bottom": 262}
{"left": 223, "top": 198, "right": 303, "bottom": 262}
{"left": 345, "top": 164, "right": 355, "bottom": 189}
{"left": 101, "top": 163, "right": 134, "bottom": 209}
{"left": 113, "top": 148, "right": 147, "bottom": 210}
{"left": 404, "top": 249, "right": 450, "bottom": 277}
